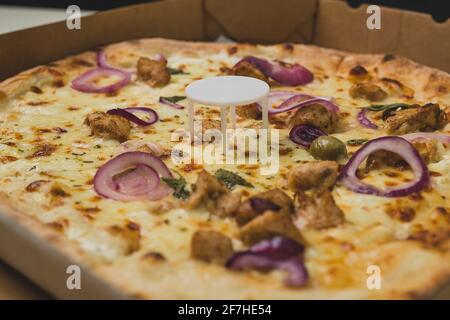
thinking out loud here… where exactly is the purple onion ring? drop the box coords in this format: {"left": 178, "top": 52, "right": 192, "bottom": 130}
{"left": 289, "top": 124, "right": 327, "bottom": 148}
{"left": 235, "top": 56, "right": 314, "bottom": 86}
{"left": 357, "top": 108, "right": 378, "bottom": 129}
{"left": 340, "top": 136, "right": 430, "bottom": 197}
{"left": 107, "top": 107, "right": 159, "bottom": 126}
{"left": 94, "top": 151, "right": 173, "bottom": 201}
{"left": 159, "top": 97, "right": 185, "bottom": 110}
{"left": 71, "top": 68, "right": 131, "bottom": 94}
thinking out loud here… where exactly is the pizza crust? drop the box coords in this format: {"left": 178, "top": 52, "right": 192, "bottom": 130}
{"left": 0, "top": 38, "right": 449, "bottom": 299}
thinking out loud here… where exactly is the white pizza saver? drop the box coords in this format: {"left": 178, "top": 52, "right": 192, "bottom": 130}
{"left": 185, "top": 76, "right": 270, "bottom": 153}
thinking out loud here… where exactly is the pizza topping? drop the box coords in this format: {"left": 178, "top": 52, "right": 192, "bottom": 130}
{"left": 384, "top": 103, "right": 447, "bottom": 134}
{"left": 120, "top": 140, "right": 169, "bottom": 158}
{"left": 349, "top": 83, "right": 387, "bottom": 101}
{"left": 214, "top": 169, "right": 254, "bottom": 189}
{"left": 340, "top": 136, "right": 430, "bottom": 197}
{"left": 309, "top": 136, "right": 347, "bottom": 161}
{"left": 85, "top": 111, "right": 131, "bottom": 142}
{"left": 287, "top": 161, "right": 338, "bottom": 192}
{"left": 159, "top": 96, "right": 186, "bottom": 109}
{"left": 71, "top": 67, "right": 131, "bottom": 93}
{"left": 288, "top": 103, "right": 339, "bottom": 134}
{"left": 402, "top": 132, "right": 450, "bottom": 145}
{"left": 232, "top": 56, "right": 313, "bottom": 86}
{"left": 268, "top": 93, "right": 339, "bottom": 115}
{"left": 348, "top": 65, "right": 371, "bottom": 82}
{"left": 239, "top": 211, "right": 304, "bottom": 246}
{"left": 235, "top": 189, "right": 294, "bottom": 225}
{"left": 106, "top": 107, "right": 158, "bottom": 126}
{"left": 137, "top": 57, "right": 171, "bottom": 87}
{"left": 357, "top": 108, "right": 378, "bottom": 129}
{"left": 226, "top": 236, "right": 307, "bottom": 287}
{"left": 367, "top": 138, "right": 442, "bottom": 168}
{"left": 191, "top": 230, "right": 234, "bottom": 264}
{"left": 229, "top": 60, "right": 268, "bottom": 82}
{"left": 93, "top": 151, "right": 173, "bottom": 201}
{"left": 236, "top": 103, "right": 262, "bottom": 120}
{"left": 188, "top": 170, "right": 241, "bottom": 217}
{"left": 162, "top": 175, "right": 190, "bottom": 199}
{"left": 289, "top": 124, "right": 327, "bottom": 148}
{"left": 295, "top": 190, "right": 344, "bottom": 229}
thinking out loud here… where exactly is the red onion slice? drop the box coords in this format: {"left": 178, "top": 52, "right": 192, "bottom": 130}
{"left": 402, "top": 132, "right": 450, "bottom": 145}
{"left": 107, "top": 107, "right": 158, "bottom": 126}
{"left": 235, "top": 56, "right": 314, "bottom": 86}
{"left": 159, "top": 97, "right": 185, "bottom": 109}
{"left": 289, "top": 124, "right": 327, "bottom": 148}
{"left": 357, "top": 108, "right": 378, "bottom": 129}
{"left": 114, "top": 164, "right": 159, "bottom": 196}
{"left": 250, "top": 198, "right": 281, "bottom": 213}
{"left": 340, "top": 136, "right": 430, "bottom": 197}
{"left": 226, "top": 236, "right": 307, "bottom": 287}
{"left": 267, "top": 95, "right": 339, "bottom": 115}
{"left": 71, "top": 68, "right": 131, "bottom": 94}
{"left": 94, "top": 151, "right": 173, "bottom": 201}
{"left": 250, "top": 236, "right": 304, "bottom": 260}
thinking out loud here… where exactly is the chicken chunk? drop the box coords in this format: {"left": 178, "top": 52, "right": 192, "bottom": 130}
{"left": 137, "top": 57, "right": 170, "bottom": 87}
{"left": 229, "top": 61, "right": 268, "bottom": 82}
{"left": 84, "top": 111, "right": 131, "bottom": 142}
{"left": 385, "top": 103, "right": 447, "bottom": 135}
{"left": 188, "top": 170, "right": 240, "bottom": 217}
{"left": 296, "top": 191, "right": 344, "bottom": 229}
{"left": 236, "top": 103, "right": 262, "bottom": 120}
{"left": 287, "top": 161, "right": 338, "bottom": 192}
{"left": 191, "top": 230, "right": 234, "bottom": 264}
{"left": 349, "top": 83, "right": 387, "bottom": 101}
{"left": 288, "top": 103, "right": 338, "bottom": 133}
{"left": 239, "top": 211, "right": 304, "bottom": 246}
{"left": 234, "top": 189, "right": 294, "bottom": 225}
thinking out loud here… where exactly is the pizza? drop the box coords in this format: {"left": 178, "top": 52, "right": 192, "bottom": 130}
{"left": 0, "top": 38, "right": 449, "bottom": 299}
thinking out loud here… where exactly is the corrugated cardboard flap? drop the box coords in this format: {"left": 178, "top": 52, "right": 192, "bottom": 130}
{"left": 314, "top": 0, "right": 450, "bottom": 71}
{"left": 203, "top": 0, "right": 317, "bottom": 43}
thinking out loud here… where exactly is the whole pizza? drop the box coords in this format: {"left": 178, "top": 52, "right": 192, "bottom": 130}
{"left": 0, "top": 38, "right": 448, "bottom": 299}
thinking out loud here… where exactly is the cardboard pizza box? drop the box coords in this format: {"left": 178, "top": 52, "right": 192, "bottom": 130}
{"left": 0, "top": 0, "right": 448, "bottom": 299}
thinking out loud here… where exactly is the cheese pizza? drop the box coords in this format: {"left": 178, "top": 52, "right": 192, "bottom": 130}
{"left": 0, "top": 38, "right": 449, "bottom": 299}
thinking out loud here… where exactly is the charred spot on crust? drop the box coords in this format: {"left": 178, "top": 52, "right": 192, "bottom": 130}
{"left": 227, "top": 46, "right": 238, "bottom": 55}
{"left": 70, "top": 58, "right": 94, "bottom": 68}
{"left": 50, "top": 185, "right": 71, "bottom": 198}
{"left": 52, "top": 79, "right": 65, "bottom": 88}
{"left": 0, "top": 155, "right": 18, "bottom": 164}
{"left": 382, "top": 54, "right": 396, "bottom": 62}
{"left": 142, "top": 251, "right": 166, "bottom": 262}
{"left": 349, "top": 65, "right": 368, "bottom": 76}
{"left": 30, "top": 86, "right": 43, "bottom": 94}
{"left": 386, "top": 207, "right": 416, "bottom": 222}
{"left": 283, "top": 43, "right": 294, "bottom": 52}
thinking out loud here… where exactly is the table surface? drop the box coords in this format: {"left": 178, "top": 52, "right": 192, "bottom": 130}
{"left": 0, "top": 5, "right": 95, "bottom": 299}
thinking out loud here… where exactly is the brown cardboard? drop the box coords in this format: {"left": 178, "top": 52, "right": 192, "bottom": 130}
{"left": 314, "top": 0, "right": 450, "bottom": 72}
{"left": 0, "top": 0, "right": 448, "bottom": 299}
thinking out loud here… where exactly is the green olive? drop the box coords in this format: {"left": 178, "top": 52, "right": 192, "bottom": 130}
{"left": 309, "top": 136, "right": 347, "bottom": 160}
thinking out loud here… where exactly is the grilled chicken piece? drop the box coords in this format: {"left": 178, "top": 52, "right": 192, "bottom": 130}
{"left": 288, "top": 103, "right": 338, "bottom": 133}
{"left": 236, "top": 103, "right": 262, "bottom": 120}
{"left": 234, "top": 189, "right": 294, "bottom": 225}
{"left": 384, "top": 103, "right": 447, "bottom": 135}
{"left": 296, "top": 190, "right": 344, "bottom": 229}
{"left": 229, "top": 61, "right": 268, "bottom": 82}
{"left": 137, "top": 57, "right": 170, "bottom": 87}
{"left": 85, "top": 111, "right": 131, "bottom": 142}
{"left": 367, "top": 138, "right": 442, "bottom": 169}
{"left": 349, "top": 83, "right": 387, "bottom": 101}
{"left": 287, "top": 161, "right": 338, "bottom": 192}
{"left": 188, "top": 170, "right": 241, "bottom": 217}
{"left": 191, "top": 230, "right": 234, "bottom": 264}
{"left": 239, "top": 211, "right": 304, "bottom": 246}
